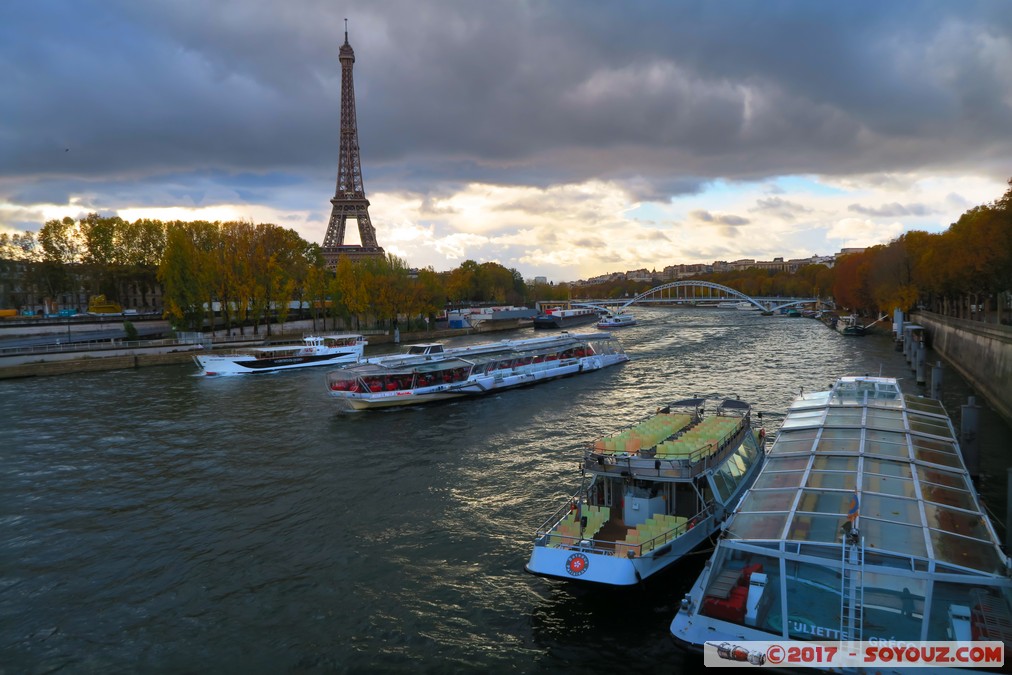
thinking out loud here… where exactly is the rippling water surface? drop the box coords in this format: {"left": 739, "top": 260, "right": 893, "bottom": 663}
{"left": 2, "top": 308, "right": 1007, "bottom": 673}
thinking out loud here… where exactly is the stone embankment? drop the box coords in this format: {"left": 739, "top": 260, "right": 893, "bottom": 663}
{"left": 911, "top": 311, "right": 1012, "bottom": 425}
{"left": 0, "top": 325, "right": 481, "bottom": 380}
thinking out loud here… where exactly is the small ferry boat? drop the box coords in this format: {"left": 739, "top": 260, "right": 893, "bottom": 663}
{"left": 532, "top": 307, "right": 601, "bottom": 329}
{"left": 671, "top": 376, "right": 1012, "bottom": 665}
{"left": 326, "top": 332, "right": 628, "bottom": 411}
{"left": 597, "top": 312, "right": 636, "bottom": 328}
{"left": 525, "top": 398, "right": 766, "bottom": 586}
{"left": 194, "top": 334, "right": 366, "bottom": 376}
{"left": 833, "top": 314, "right": 866, "bottom": 336}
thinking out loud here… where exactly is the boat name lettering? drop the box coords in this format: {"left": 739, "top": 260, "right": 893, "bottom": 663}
{"left": 789, "top": 619, "right": 843, "bottom": 640}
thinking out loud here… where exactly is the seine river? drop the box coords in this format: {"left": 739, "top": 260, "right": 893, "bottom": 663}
{"left": 3, "top": 308, "right": 1008, "bottom": 673}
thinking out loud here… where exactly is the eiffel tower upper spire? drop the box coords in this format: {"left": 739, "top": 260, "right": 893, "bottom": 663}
{"left": 321, "top": 20, "right": 384, "bottom": 268}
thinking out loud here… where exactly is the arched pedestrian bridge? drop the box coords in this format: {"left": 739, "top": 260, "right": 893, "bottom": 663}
{"left": 578, "top": 281, "right": 820, "bottom": 314}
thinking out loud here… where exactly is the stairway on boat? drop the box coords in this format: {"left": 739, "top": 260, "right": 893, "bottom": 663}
{"left": 547, "top": 505, "right": 610, "bottom": 547}
{"left": 614, "top": 514, "right": 690, "bottom": 557}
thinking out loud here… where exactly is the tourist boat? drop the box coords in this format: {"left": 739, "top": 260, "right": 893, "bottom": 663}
{"left": 532, "top": 307, "right": 601, "bottom": 329}
{"left": 833, "top": 314, "right": 866, "bottom": 336}
{"left": 326, "top": 332, "right": 628, "bottom": 411}
{"left": 670, "top": 376, "right": 1012, "bottom": 665}
{"left": 445, "top": 306, "right": 537, "bottom": 330}
{"left": 194, "top": 334, "right": 366, "bottom": 376}
{"left": 525, "top": 398, "right": 767, "bottom": 586}
{"left": 597, "top": 312, "right": 636, "bottom": 328}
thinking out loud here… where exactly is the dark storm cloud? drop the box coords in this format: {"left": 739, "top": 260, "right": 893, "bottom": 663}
{"left": 2, "top": 0, "right": 1010, "bottom": 203}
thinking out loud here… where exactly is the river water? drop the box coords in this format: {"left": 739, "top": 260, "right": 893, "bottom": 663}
{"left": 2, "top": 308, "right": 1008, "bottom": 673}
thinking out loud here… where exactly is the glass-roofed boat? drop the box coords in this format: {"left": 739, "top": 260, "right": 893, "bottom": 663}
{"left": 670, "top": 376, "right": 1011, "bottom": 666}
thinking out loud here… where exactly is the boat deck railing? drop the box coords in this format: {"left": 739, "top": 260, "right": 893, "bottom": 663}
{"left": 585, "top": 418, "right": 751, "bottom": 479}
{"left": 537, "top": 503, "right": 716, "bottom": 557}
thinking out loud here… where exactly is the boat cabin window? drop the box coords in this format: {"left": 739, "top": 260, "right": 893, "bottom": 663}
{"left": 862, "top": 517, "right": 928, "bottom": 557}
{"left": 699, "top": 549, "right": 782, "bottom": 634}
{"left": 863, "top": 473, "right": 918, "bottom": 498}
{"left": 824, "top": 409, "right": 865, "bottom": 426}
{"left": 865, "top": 409, "right": 906, "bottom": 432}
{"left": 726, "top": 512, "right": 790, "bottom": 541}
{"left": 770, "top": 438, "right": 817, "bottom": 456}
{"left": 927, "top": 582, "right": 1012, "bottom": 641}
{"left": 779, "top": 409, "right": 825, "bottom": 430}
{"left": 810, "top": 456, "right": 857, "bottom": 471}
{"left": 406, "top": 344, "right": 443, "bottom": 355}
{"left": 917, "top": 465, "right": 969, "bottom": 490}
{"left": 764, "top": 456, "right": 810, "bottom": 471}
{"left": 929, "top": 530, "right": 1006, "bottom": 575}
{"left": 752, "top": 470, "right": 805, "bottom": 490}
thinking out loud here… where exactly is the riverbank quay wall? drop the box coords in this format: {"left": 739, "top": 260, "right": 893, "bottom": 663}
{"left": 0, "top": 326, "right": 484, "bottom": 379}
{"left": 912, "top": 311, "right": 1012, "bottom": 425}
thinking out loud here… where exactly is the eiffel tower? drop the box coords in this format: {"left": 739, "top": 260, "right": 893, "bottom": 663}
{"left": 321, "top": 21, "right": 384, "bottom": 269}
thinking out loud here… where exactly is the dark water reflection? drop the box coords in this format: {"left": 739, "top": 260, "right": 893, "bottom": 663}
{"left": 2, "top": 308, "right": 1006, "bottom": 673}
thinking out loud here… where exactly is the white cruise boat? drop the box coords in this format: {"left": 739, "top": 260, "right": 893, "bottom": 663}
{"left": 671, "top": 376, "right": 1012, "bottom": 669}
{"left": 525, "top": 398, "right": 766, "bottom": 586}
{"left": 597, "top": 312, "right": 636, "bottom": 328}
{"left": 194, "top": 334, "right": 366, "bottom": 376}
{"left": 326, "top": 332, "right": 627, "bottom": 411}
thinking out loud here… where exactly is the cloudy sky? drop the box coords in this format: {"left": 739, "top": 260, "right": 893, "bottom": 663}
{"left": 2, "top": 1, "right": 1010, "bottom": 281}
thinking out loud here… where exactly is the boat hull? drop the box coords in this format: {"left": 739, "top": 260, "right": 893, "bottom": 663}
{"left": 597, "top": 316, "right": 636, "bottom": 328}
{"left": 526, "top": 516, "right": 714, "bottom": 585}
{"left": 532, "top": 313, "right": 599, "bottom": 329}
{"left": 195, "top": 350, "right": 361, "bottom": 375}
{"left": 331, "top": 354, "right": 626, "bottom": 410}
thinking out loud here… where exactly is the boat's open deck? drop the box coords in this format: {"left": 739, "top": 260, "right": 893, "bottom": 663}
{"left": 592, "top": 413, "right": 745, "bottom": 459}
{"left": 584, "top": 409, "right": 752, "bottom": 481}
{"left": 544, "top": 506, "right": 696, "bottom": 558}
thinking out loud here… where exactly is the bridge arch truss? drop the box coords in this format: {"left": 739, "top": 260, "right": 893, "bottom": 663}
{"left": 583, "top": 281, "right": 819, "bottom": 313}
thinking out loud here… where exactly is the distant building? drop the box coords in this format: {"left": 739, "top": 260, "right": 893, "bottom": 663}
{"left": 626, "top": 268, "right": 655, "bottom": 282}
{"left": 836, "top": 248, "right": 866, "bottom": 258}
{"left": 661, "top": 263, "right": 713, "bottom": 279}
{"left": 532, "top": 276, "right": 548, "bottom": 286}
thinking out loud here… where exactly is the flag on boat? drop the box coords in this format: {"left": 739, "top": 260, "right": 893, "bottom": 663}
{"left": 846, "top": 491, "right": 860, "bottom": 523}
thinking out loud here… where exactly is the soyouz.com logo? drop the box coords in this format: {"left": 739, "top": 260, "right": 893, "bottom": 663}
{"left": 704, "top": 640, "right": 1005, "bottom": 668}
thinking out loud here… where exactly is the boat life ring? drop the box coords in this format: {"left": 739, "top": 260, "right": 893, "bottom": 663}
{"left": 565, "top": 552, "right": 589, "bottom": 577}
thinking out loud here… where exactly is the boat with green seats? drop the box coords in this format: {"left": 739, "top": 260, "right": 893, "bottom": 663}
{"left": 526, "top": 397, "right": 767, "bottom": 586}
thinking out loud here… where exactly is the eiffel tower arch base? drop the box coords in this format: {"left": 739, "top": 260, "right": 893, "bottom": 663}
{"left": 323, "top": 246, "right": 386, "bottom": 270}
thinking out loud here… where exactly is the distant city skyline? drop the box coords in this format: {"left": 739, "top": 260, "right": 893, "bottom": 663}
{"left": 2, "top": 1, "right": 1010, "bottom": 280}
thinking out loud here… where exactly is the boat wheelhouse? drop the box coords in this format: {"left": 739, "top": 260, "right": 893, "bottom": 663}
{"left": 525, "top": 398, "right": 766, "bottom": 586}
{"left": 193, "top": 334, "right": 366, "bottom": 376}
{"left": 671, "top": 376, "right": 1012, "bottom": 667}
{"left": 326, "top": 332, "right": 627, "bottom": 411}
